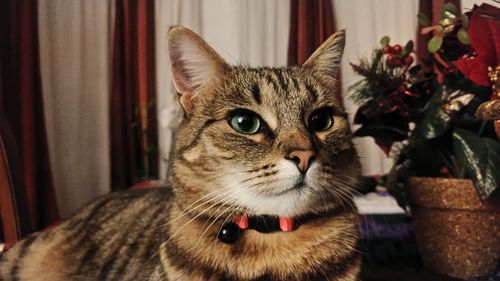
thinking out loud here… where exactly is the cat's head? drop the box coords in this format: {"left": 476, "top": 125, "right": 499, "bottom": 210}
{"left": 167, "top": 26, "right": 360, "bottom": 218}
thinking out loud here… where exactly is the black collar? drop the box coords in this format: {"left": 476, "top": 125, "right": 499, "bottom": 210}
{"left": 217, "top": 211, "right": 335, "bottom": 244}
{"left": 217, "top": 215, "right": 286, "bottom": 244}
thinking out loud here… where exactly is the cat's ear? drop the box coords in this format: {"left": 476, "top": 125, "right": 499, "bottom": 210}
{"left": 302, "top": 30, "right": 345, "bottom": 80}
{"left": 168, "top": 26, "right": 229, "bottom": 113}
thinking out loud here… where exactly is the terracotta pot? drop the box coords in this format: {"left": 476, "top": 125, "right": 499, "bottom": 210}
{"left": 407, "top": 177, "right": 500, "bottom": 279}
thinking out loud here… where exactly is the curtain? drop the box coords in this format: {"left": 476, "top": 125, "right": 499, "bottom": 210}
{"left": 0, "top": 0, "right": 59, "bottom": 231}
{"left": 111, "top": 0, "right": 158, "bottom": 190}
{"left": 38, "top": 0, "right": 114, "bottom": 217}
{"left": 155, "top": 0, "right": 290, "bottom": 178}
{"left": 333, "top": 0, "right": 420, "bottom": 176}
{"left": 287, "top": 0, "right": 335, "bottom": 66}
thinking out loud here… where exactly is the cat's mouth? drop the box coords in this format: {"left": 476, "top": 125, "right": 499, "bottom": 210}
{"left": 270, "top": 177, "right": 308, "bottom": 197}
{"left": 222, "top": 163, "right": 320, "bottom": 218}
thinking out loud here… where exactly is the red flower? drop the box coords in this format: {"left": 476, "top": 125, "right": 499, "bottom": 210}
{"left": 453, "top": 3, "right": 500, "bottom": 87}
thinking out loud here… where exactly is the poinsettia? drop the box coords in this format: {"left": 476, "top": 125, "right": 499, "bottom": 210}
{"left": 453, "top": 3, "right": 500, "bottom": 87}
{"left": 349, "top": 3, "right": 500, "bottom": 203}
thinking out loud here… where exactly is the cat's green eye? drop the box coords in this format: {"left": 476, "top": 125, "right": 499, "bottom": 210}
{"left": 309, "top": 108, "right": 333, "bottom": 132}
{"left": 228, "top": 110, "right": 261, "bottom": 134}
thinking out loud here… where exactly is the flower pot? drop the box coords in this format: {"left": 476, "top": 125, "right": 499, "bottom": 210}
{"left": 407, "top": 177, "right": 500, "bottom": 279}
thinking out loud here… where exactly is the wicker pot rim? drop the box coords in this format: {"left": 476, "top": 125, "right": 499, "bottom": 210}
{"left": 407, "top": 176, "right": 498, "bottom": 210}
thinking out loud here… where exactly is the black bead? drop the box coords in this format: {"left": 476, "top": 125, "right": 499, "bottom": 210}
{"left": 217, "top": 222, "right": 240, "bottom": 244}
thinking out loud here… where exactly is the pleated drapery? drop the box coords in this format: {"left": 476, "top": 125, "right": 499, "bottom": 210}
{"left": 110, "top": 0, "right": 159, "bottom": 191}
{"left": 287, "top": 0, "right": 335, "bottom": 66}
{"left": 0, "top": 0, "right": 59, "bottom": 232}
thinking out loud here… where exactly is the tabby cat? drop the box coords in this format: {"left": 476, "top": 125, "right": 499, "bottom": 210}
{"left": 0, "top": 26, "right": 362, "bottom": 281}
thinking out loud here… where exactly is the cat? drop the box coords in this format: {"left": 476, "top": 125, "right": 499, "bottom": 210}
{"left": 0, "top": 26, "right": 362, "bottom": 281}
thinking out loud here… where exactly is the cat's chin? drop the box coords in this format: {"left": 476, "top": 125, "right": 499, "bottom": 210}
{"left": 223, "top": 185, "right": 315, "bottom": 218}
{"left": 220, "top": 160, "right": 340, "bottom": 217}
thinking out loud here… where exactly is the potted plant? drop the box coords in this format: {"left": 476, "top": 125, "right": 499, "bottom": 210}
{"left": 349, "top": 3, "right": 500, "bottom": 278}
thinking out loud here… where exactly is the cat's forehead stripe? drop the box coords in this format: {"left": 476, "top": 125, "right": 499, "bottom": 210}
{"left": 250, "top": 83, "right": 261, "bottom": 104}
{"left": 258, "top": 68, "right": 297, "bottom": 94}
{"left": 304, "top": 83, "right": 318, "bottom": 102}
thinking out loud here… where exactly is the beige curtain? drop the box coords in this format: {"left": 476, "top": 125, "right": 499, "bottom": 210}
{"left": 38, "top": 0, "right": 114, "bottom": 217}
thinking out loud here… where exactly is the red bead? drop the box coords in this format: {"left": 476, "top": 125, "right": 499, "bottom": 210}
{"left": 383, "top": 45, "right": 393, "bottom": 54}
{"left": 386, "top": 54, "right": 403, "bottom": 67}
{"left": 393, "top": 44, "right": 402, "bottom": 54}
{"left": 404, "top": 56, "right": 414, "bottom": 65}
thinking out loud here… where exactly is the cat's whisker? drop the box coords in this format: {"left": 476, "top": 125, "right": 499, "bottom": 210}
{"left": 146, "top": 195, "right": 232, "bottom": 264}
{"left": 151, "top": 189, "right": 246, "bottom": 266}
{"left": 215, "top": 207, "right": 239, "bottom": 242}
{"left": 164, "top": 185, "right": 244, "bottom": 237}
{"left": 326, "top": 183, "right": 362, "bottom": 232}
{"left": 193, "top": 200, "right": 239, "bottom": 249}
{"left": 163, "top": 191, "right": 226, "bottom": 226}
{"left": 161, "top": 188, "right": 235, "bottom": 228}
{"left": 318, "top": 188, "right": 329, "bottom": 210}
{"left": 326, "top": 188, "right": 349, "bottom": 213}
{"left": 158, "top": 179, "right": 255, "bottom": 236}
{"left": 195, "top": 190, "right": 243, "bottom": 237}
{"left": 155, "top": 188, "right": 239, "bottom": 232}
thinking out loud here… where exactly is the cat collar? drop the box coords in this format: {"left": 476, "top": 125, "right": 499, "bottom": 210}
{"left": 217, "top": 214, "right": 295, "bottom": 244}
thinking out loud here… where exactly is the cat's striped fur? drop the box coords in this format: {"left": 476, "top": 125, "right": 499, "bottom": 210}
{"left": 0, "top": 26, "right": 362, "bottom": 280}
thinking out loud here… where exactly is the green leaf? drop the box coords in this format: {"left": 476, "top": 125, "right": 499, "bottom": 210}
{"left": 417, "top": 13, "right": 431, "bottom": 26}
{"left": 441, "top": 2, "right": 459, "bottom": 18}
{"left": 415, "top": 85, "right": 451, "bottom": 139}
{"left": 380, "top": 36, "right": 390, "bottom": 46}
{"left": 457, "top": 28, "right": 470, "bottom": 44}
{"left": 402, "top": 40, "right": 414, "bottom": 57}
{"left": 452, "top": 128, "right": 500, "bottom": 199}
{"left": 427, "top": 36, "right": 443, "bottom": 53}
{"left": 460, "top": 14, "right": 469, "bottom": 29}
{"left": 443, "top": 23, "right": 455, "bottom": 34}
{"left": 440, "top": 18, "right": 455, "bottom": 27}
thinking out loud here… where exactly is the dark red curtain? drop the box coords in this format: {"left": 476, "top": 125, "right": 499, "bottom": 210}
{"left": 0, "top": 0, "right": 60, "bottom": 233}
{"left": 288, "top": 0, "right": 336, "bottom": 66}
{"left": 110, "top": 0, "right": 158, "bottom": 191}
{"left": 416, "top": 0, "right": 461, "bottom": 60}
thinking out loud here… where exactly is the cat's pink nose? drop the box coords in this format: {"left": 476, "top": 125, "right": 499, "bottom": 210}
{"left": 286, "top": 150, "right": 316, "bottom": 173}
